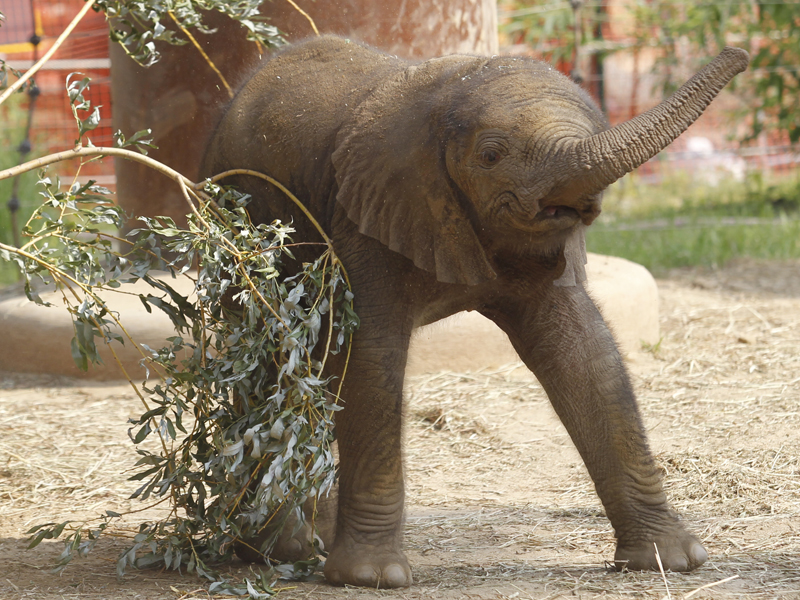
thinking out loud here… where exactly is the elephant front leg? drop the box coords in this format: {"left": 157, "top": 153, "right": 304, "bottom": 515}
{"left": 322, "top": 311, "right": 413, "bottom": 588}
{"left": 483, "top": 288, "right": 707, "bottom": 572}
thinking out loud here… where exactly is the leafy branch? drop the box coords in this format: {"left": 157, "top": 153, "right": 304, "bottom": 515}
{"left": 0, "top": 140, "right": 357, "bottom": 592}
{"left": 97, "top": 0, "right": 286, "bottom": 66}
{"left": 0, "top": 30, "right": 352, "bottom": 599}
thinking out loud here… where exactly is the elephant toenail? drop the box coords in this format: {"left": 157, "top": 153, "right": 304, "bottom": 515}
{"left": 671, "top": 557, "right": 689, "bottom": 572}
{"left": 324, "top": 567, "right": 342, "bottom": 585}
{"left": 352, "top": 564, "right": 380, "bottom": 586}
{"left": 690, "top": 543, "right": 708, "bottom": 565}
{"left": 384, "top": 564, "right": 411, "bottom": 588}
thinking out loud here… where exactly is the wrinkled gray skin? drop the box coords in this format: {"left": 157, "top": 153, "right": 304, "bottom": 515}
{"left": 202, "top": 36, "right": 749, "bottom": 588}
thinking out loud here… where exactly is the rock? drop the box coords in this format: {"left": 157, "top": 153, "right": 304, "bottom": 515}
{"left": 585, "top": 253, "right": 660, "bottom": 355}
{"left": 0, "top": 276, "right": 193, "bottom": 381}
{"left": 0, "top": 254, "right": 659, "bottom": 379}
{"left": 405, "top": 253, "right": 659, "bottom": 375}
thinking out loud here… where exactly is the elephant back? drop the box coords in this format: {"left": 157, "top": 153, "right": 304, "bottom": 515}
{"left": 201, "top": 36, "right": 404, "bottom": 229}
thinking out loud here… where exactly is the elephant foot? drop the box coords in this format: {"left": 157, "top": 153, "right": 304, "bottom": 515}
{"left": 235, "top": 520, "right": 315, "bottom": 564}
{"left": 614, "top": 528, "right": 707, "bottom": 572}
{"left": 324, "top": 540, "right": 412, "bottom": 588}
{"left": 236, "top": 491, "right": 338, "bottom": 564}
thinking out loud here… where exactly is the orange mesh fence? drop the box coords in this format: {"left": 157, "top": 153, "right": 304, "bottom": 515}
{"left": 2, "top": 0, "right": 115, "bottom": 187}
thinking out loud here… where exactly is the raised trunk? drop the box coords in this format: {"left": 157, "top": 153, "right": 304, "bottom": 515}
{"left": 563, "top": 46, "right": 749, "bottom": 196}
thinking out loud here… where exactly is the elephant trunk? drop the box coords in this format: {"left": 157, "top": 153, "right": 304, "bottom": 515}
{"left": 562, "top": 46, "right": 749, "bottom": 196}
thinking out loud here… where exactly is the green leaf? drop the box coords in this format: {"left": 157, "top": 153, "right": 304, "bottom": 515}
{"left": 79, "top": 107, "right": 101, "bottom": 136}
{"left": 132, "top": 423, "right": 151, "bottom": 444}
{"left": 70, "top": 336, "right": 89, "bottom": 371}
{"left": 66, "top": 74, "right": 91, "bottom": 104}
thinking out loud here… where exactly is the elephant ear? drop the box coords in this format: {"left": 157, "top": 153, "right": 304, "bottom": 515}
{"left": 332, "top": 57, "right": 496, "bottom": 286}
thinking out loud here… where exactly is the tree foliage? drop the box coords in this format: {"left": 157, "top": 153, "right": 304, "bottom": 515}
{"left": 502, "top": 1, "right": 580, "bottom": 68}
{"left": 13, "top": 168, "right": 354, "bottom": 590}
{"left": 0, "top": 72, "right": 357, "bottom": 595}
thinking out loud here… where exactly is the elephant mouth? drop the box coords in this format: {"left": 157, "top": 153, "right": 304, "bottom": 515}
{"left": 496, "top": 194, "right": 581, "bottom": 233}
{"left": 538, "top": 205, "right": 579, "bottom": 220}
{"left": 533, "top": 205, "right": 581, "bottom": 229}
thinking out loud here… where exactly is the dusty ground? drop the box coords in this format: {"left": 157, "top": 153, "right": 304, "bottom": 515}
{"left": 1, "top": 258, "right": 800, "bottom": 599}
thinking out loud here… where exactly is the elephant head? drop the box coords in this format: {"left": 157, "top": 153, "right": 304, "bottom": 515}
{"left": 332, "top": 47, "right": 749, "bottom": 286}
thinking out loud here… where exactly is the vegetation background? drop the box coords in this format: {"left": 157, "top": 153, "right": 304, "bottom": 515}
{"left": 1, "top": 0, "right": 800, "bottom": 281}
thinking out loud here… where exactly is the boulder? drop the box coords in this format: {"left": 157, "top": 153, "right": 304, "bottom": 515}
{"left": 405, "top": 253, "right": 659, "bottom": 374}
{"left": 0, "top": 254, "right": 659, "bottom": 379}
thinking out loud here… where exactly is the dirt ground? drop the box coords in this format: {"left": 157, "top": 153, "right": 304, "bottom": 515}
{"left": 2, "top": 258, "right": 800, "bottom": 599}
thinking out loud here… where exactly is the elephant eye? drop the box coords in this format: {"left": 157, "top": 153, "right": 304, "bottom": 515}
{"left": 480, "top": 149, "right": 501, "bottom": 166}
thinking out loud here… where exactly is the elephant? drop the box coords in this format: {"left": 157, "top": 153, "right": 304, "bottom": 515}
{"left": 201, "top": 35, "right": 749, "bottom": 588}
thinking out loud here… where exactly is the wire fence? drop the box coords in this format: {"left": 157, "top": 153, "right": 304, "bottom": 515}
{"left": 1, "top": 0, "right": 115, "bottom": 185}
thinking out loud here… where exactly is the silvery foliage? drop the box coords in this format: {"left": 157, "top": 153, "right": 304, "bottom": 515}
{"left": 0, "top": 59, "right": 25, "bottom": 92}
{"left": 18, "top": 173, "right": 356, "bottom": 593}
{"left": 95, "top": 0, "right": 285, "bottom": 66}
{"left": 9, "top": 76, "right": 357, "bottom": 598}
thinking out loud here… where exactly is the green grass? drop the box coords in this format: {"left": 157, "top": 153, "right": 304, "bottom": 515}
{"left": 587, "top": 171, "right": 800, "bottom": 275}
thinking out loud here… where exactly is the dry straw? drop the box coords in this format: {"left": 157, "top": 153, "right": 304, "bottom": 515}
{"left": 2, "top": 259, "right": 800, "bottom": 597}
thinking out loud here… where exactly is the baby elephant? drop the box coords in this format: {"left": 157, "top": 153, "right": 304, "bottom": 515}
{"left": 202, "top": 36, "right": 749, "bottom": 588}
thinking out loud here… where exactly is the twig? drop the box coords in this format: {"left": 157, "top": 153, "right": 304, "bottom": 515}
{"left": 168, "top": 11, "right": 233, "bottom": 99}
{"left": 285, "top": 0, "right": 319, "bottom": 36}
{"left": 654, "top": 543, "right": 671, "bottom": 600}
{"left": 200, "top": 169, "right": 334, "bottom": 250}
{"left": 336, "top": 334, "right": 354, "bottom": 403}
{"left": 176, "top": 589, "right": 208, "bottom": 600}
{"left": 0, "top": 148, "right": 350, "bottom": 292}
{"left": 683, "top": 575, "right": 739, "bottom": 599}
{"left": 0, "top": 146, "right": 193, "bottom": 187}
